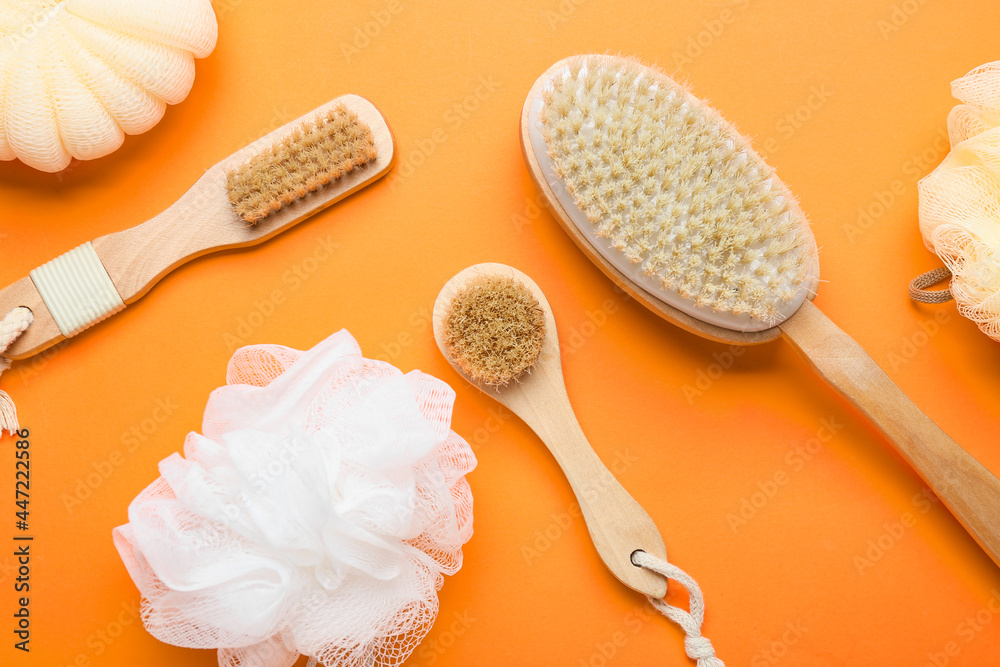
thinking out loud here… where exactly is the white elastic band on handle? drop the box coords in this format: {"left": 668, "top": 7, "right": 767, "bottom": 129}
{"left": 631, "top": 550, "right": 725, "bottom": 667}
{"left": 30, "top": 242, "right": 124, "bottom": 337}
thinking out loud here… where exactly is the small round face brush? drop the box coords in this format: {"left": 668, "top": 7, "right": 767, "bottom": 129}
{"left": 520, "top": 54, "right": 1000, "bottom": 567}
{"left": 433, "top": 263, "right": 668, "bottom": 598}
{"left": 433, "top": 264, "right": 726, "bottom": 666}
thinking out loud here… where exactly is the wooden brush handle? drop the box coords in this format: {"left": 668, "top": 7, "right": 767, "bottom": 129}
{"left": 0, "top": 95, "right": 394, "bottom": 360}
{"left": 501, "top": 371, "right": 669, "bottom": 599}
{"left": 780, "top": 300, "right": 1000, "bottom": 565}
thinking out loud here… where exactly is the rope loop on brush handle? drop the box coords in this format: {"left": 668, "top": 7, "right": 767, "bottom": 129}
{"left": 631, "top": 550, "right": 725, "bottom": 667}
{"left": 2, "top": 242, "right": 126, "bottom": 434}
{"left": 0, "top": 307, "right": 34, "bottom": 435}
{"left": 909, "top": 267, "right": 953, "bottom": 304}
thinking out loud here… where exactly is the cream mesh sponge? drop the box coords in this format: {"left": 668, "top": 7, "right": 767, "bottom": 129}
{"left": 0, "top": 0, "right": 217, "bottom": 172}
{"left": 113, "top": 331, "right": 476, "bottom": 667}
{"left": 918, "top": 61, "right": 1000, "bottom": 341}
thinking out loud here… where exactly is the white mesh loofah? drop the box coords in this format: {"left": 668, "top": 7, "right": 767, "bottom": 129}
{"left": 0, "top": 0, "right": 217, "bottom": 172}
{"left": 918, "top": 61, "right": 1000, "bottom": 341}
{"left": 113, "top": 331, "right": 477, "bottom": 667}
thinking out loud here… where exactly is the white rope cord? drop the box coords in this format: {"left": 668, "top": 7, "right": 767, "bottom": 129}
{"left": 631, "top": 550, "right": 724, "bottom": 667}
{"left": 0, "top": 307, "right": 33, "bottom": 435}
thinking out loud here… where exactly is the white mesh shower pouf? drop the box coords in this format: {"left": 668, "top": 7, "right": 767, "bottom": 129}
{"left": 113, "top": 331, "right": 477, "bottom": 667}
{"left": 0, "top": 0, "right": 217, "bottom": 172}
{"left": 917, "top": 60, "right": 1000, "bottom": 341}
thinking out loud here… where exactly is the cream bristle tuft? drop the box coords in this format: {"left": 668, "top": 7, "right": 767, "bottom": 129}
{"left": 443, "top": 275, "right": 546, "bottom": 387}
{"left": 226, "top": 104, "right": 377, "bottom": 224}
{"left": 538, "top": 56, "right": 815, "bottom": 326}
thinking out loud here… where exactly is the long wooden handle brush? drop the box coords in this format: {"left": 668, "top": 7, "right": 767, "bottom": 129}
{"left": 0, "top": 94, "right": 394, "bottom": 361}
{"left": 520, "top": 54, "right": 1000, "bottom": 567}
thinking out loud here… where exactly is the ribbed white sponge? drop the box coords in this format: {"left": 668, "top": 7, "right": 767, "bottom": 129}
{"left": 0, "top": 0, "right": 217, "bottom": 172}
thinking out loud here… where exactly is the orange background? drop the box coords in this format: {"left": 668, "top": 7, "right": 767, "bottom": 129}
{"left": 2, "top": 1, "right": 1000, "bottom": 665}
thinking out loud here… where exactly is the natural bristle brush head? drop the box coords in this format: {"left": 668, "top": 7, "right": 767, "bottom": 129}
{"left": 226, "top": 104, "right": 378, "bottom": 224}
{"left": 442, "top": 274, "right": 546, "bottom": 386}
{"left": 522, "top": 54, "right": 820, "bottom": 341}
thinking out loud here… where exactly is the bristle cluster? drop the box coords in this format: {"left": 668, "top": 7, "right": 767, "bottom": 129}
{"left": 226, "top": 104, "right": 377, "bottom": 224}
{"left": 539, "top": 57, "right": 814, "bottom": 324}
{"left": 444, "top": 275, "right": 546, "bottom": 386}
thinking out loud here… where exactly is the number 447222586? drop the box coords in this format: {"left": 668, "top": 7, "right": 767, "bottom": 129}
{"left": 15, "top": 428, "right": 29, "bottom": 531}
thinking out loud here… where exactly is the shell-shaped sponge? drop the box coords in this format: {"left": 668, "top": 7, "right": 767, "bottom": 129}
{"left": 918, "top": 61, "right": 1000, "bottom": 341}
{"left": 0, "top": 0, "right": 218, "bottom": 172}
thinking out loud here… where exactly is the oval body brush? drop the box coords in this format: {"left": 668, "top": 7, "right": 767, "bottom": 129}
{"left": 520, "top": 54, "right": 1000, "bottom": 566}
{"left": 0, "top": 94, "right": 394, "bottom": 360}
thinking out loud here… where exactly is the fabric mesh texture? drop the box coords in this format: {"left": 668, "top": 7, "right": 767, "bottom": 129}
{"left": 919, "top": 60, "right": 1000, "bottom": 341}
{"left": 0, "top": 0, "right": 217, "bottom": 172}
{"left": 113, "top": 331, "right": 476, "bottom": 667}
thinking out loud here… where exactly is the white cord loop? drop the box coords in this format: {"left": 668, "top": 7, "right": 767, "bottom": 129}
{"left": 0, "top": 307, "right": 33, "bottom": 435}
{"left": 632, "top": 550, "right": 724, "bottom": 667}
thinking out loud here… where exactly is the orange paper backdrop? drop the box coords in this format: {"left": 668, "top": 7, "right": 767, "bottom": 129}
{"left": 2, "top": 1, "right": 999, "bottom": 665}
